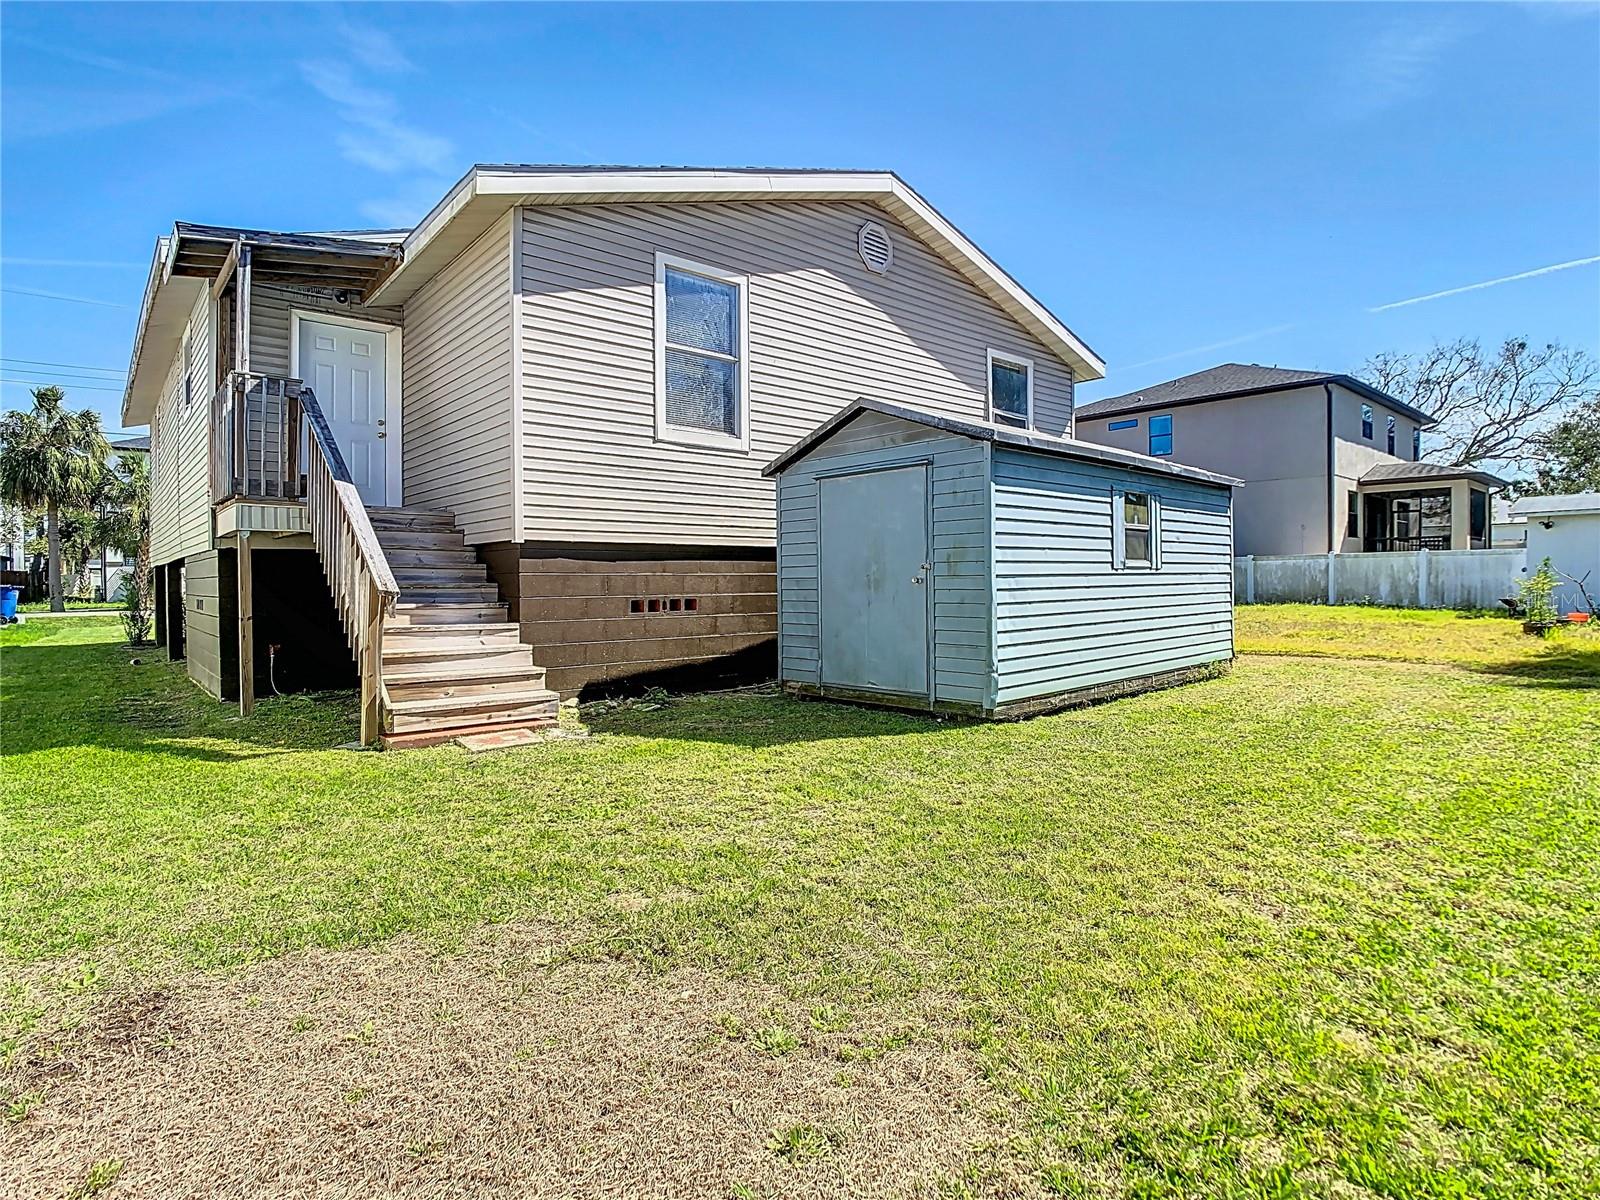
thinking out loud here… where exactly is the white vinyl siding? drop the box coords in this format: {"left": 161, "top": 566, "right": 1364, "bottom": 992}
{"left": 517, "top": 199, "right": 1075, "bottom": 546}
{"left": 148, "top": 286, "right": 214, "bottom": 566}
{"left": 399, "top": 212, "right": 516, "bottom": 543}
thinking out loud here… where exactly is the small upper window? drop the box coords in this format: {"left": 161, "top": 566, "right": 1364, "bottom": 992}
{"left": 1361, "top": 403, "right": 1374, "bottom": 439}
{"left": 988, "top": 352, "right": 1032, "bottom": 428}
{"left": 182, "top": 332, "right": 194, "bottom": 407}
{"left": 1124, "top": 492, "right": 1152, "bottom": 565}
{"left": 1412, "top": 428, "right": 1421, "bottom": 460}
{"left": 1386, "top": 415, "right": 1396, "bottom": 455}
{"left": 656, "top": 255, "right": 747, "bottom": 447}
{"left": 1149, "top": 414, "right": 1173, "bottom": 457}
{"left": 1108, "top": 418, "right": 1138, "bottom": 431}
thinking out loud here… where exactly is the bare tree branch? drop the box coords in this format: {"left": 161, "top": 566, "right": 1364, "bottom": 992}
{"left": 1362, "top": 338, "right": 1599, "bottom": 472}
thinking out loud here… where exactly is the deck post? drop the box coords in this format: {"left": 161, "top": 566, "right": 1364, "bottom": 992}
{"left": 359, "top": 577, "right": 383, "bottom": 745}
{"left": 237, "top": 533, "right": 255, "bottom": 717}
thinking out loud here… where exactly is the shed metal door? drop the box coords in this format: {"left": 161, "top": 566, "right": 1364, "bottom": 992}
{"left": 820, "top": 465, "right": 931, "bottom": 699}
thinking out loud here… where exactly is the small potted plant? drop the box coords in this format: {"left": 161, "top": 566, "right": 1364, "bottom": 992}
{"left": 1519, "top": 557, "right": 1560, "bottom": 635}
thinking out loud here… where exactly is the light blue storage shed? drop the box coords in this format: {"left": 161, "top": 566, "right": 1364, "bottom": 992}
{"left": 764, "top": 400, "right": 1240, "bottom": 718}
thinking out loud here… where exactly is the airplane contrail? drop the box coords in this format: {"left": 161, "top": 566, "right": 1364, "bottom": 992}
{"left": 1368, "top": 255, "right": 1600, "bottom": 312}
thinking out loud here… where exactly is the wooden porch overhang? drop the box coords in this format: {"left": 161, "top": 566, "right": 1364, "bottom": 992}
{"left": 167, "top": 223, "right": 401, "bottom": 300}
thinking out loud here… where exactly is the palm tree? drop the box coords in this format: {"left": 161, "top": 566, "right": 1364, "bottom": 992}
{"left": 0, "top": 386, "right": 108, "bottom": 611}
{"left": 91, "top": 453, "right": 151, "bottom": 602}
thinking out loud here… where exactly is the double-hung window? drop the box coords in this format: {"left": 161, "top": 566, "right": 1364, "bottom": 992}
{"left": 987, "top": 351, "right": 1032, "bottom": 428}
{"left": 1148, "top": 414, "right": 1173, "bottom": 456}
{"left": 1386, "top": 415, "right": 1396, "bottom": 455}
{"left": 1412, "top": 428, "right": 1421, "bottom": 460}
{"left": 655, "top": 254, "right": 749, "bottom": 449}
{"left": 1112, "top": 489, "right": 1160, "bottom": 570}
{"left": 1361, "top": 403, "right": 1374, "bottom": 439}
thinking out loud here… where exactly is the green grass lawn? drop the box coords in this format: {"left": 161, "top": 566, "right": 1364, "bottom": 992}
{"left": 3, "top": 612, "right": 1598, "bottom": 1196}
{"left": 15, "top": 599, "right": 120, "bottom": 613}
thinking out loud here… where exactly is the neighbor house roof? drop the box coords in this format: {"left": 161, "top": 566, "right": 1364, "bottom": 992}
{"left": 365, "top": 165, "right": 1105, "bottom": 381}
{"left": 763, "top": 398, "right": 1241, "bottom": 488}
{"left": 1360, "top": 461, "right": 1508, "bottom": 489}
{"left": 1075, "top": 363, "right": 1437, "bottom": 428}
{"left": 1509, "top": 491, "right": 1600, "bottom": 518}
{"left": 108, "top": 434, "right": 150, "bottom": 453}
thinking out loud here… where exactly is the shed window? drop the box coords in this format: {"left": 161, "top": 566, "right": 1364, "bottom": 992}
{"left": 988, "top": 351, "right": 1032, "bottom": 428}
{"left": 1361, "top": 404, "right": 1374, "bottom": 439}
{"left": 655, "top": 254, "right": 748, "bottom": 447}
{"left": 1386, "top": 415, "right": 1396, "bottom": 455}
{"left": 1124, "top": 492, "right": 1152, "bottom": 565}
{"left": 1148, "top": 414, "right": 1173, "bottom": 457}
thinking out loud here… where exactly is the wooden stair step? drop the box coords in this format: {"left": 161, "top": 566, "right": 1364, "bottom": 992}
{"left": 387, "top": 688, "right": 560, "bottom": 734}
{"left": 381, "top": 712, "right": 559, "bottom": 751}
{"left": 393, "top": 566, "right": 491, "bottom": 585}
{"left": 385, "top": 665, "right": 547, "bottom": 701}
{"left": 383, "top": 646, "right": 540, "bottom": 676}
{"left": 383, "top": 623, "right": 524, "bottom": 648}
{"left": 396, "top": 584, "right": 500, "bottom": 603}
{"left": 388, "top": 603, "right": 510, "bottom": 626}
{"left": 380, "top": 547, "right": 482, "bottom": 568}
{"left": 372, "top": 529, "right": 469, "bottom": 551}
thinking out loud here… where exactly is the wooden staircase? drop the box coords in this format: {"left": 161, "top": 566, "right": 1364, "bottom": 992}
{"left": 367, "top": 506, "right": 559, "bottom": 748}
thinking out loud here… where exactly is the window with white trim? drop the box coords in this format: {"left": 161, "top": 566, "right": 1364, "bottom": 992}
{"left": 988, "top": 351, "right": 1032, "bottom": 428}
{"left": 1123, "top": 492, "right": 1152, "bottom": 565}
{"left": 655, "top": 254, "right": 748, "bottom": 447}
{"left": 1361, "top": 403, "right": 1374, "bottom": 439}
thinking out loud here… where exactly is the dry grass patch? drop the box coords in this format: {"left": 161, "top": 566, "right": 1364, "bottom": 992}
{"left": 3, "top": 923, "right": 1028, "bottom": 1200}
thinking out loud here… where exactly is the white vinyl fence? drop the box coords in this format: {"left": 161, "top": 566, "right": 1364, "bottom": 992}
{"left": 1235, "top": 549, "right": 1526, "bottom": 610}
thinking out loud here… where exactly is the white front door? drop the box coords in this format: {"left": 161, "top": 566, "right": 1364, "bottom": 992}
{"left": 298, "top": 317, "right": 390, "bottom": 507}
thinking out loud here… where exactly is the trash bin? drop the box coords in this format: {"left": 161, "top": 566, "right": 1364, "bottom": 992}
{"left": 0, "top": 586, "right": 18, "bottom": 622}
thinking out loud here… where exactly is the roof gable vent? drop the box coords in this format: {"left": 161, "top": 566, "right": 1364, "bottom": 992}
{"left": 857, "top": 220, "right": 894, "bottom": 275}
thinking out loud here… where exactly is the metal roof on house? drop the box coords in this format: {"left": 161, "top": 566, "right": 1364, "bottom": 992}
{"left": 1075, "top": 363, "right": 1437, "bottom": 428}
{"left": 763, "top": 398, "right": 1242, "bottom": 488}
{"left": 1360, "top": 460, "right": 1508, "bottom": 489}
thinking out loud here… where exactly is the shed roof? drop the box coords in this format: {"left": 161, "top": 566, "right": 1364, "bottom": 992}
{"left": 1075, "top": 363, "right": 1437, "bottom": 428}
{"left": 1359, "top": 460, "right": 1508, "bottom": 489}
{"left": 763, "top": 399, "right": 1241, "bottom": 487}
{"left": 1509, "top": 491, "right": 1600, "bottom": 518}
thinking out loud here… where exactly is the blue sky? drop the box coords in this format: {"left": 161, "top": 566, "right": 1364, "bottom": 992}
{"left": 2, "top": 1, "right": 1597, "bottom": 433}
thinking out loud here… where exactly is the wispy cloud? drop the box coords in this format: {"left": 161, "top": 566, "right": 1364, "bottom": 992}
{"left": 1368, "top": 256, "right": 1600, "bottom": 312}
{"left": 1117, "top": 323, "right": 1300, "bottom": 372}
{"left": 1, "top": 34, "right": 238, "bottom": 140}
{"left": 1339, "top": 19, "right": 1469, "bottom": 118}
{"left": 296, "top": 18, "right": 453, "bottom": 226}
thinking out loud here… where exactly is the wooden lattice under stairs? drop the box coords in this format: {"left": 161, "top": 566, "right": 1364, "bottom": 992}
{"left": 365, "top": 507, "right": 560, "bottom": 748}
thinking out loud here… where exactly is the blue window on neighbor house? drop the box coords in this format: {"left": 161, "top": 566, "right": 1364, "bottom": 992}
{"left": 1108, "top": 418, "right": 1138, "bottom": 431}
{"left": 1413, "top": 428, "right": 1421, "bottom": 459}
{"left": 1387, "top": 415, "right": 1396, "bottom": 455}
{"left": 1148, "top": 414, "right": 1173, "bottom": 456}
{"left": 1361, "top": 404, "right": 1374, "bottom": 439}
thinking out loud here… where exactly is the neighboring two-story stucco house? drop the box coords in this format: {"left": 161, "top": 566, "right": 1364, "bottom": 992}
{"left": 1074, "top": 363, "right": 1505, "bottom": 558}
{"left": 121, "top": 166, "right": 1105, "bottom": 744}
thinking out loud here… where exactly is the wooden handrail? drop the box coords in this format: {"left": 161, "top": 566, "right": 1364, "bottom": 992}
{"left": 300, "top": 385, "right": 401, "bottom": 744}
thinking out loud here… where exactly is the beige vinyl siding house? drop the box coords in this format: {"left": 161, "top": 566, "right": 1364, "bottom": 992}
{"left": 515, "top": 200, "right": 1075, "bottom": 546}
{"left": 122, "top": 166, "right": 1106, "bottom": 734}
{"left": 402, "top": 210, "right": 515, "bottom": 544}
